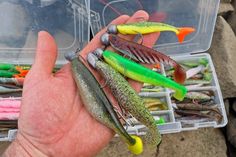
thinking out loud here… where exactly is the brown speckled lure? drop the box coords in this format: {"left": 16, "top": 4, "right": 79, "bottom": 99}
{"left": 87, "top": 53, "right": 161, "bottom": 147}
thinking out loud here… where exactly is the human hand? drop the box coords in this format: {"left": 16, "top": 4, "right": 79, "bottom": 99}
{"left": 4, "top": 10, "right": 159, "bottom": 157}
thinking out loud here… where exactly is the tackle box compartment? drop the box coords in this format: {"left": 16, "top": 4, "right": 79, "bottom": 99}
{"left": 89, "top": 0, "right": 228, "bottom": 134}
{"left": 0, "top": 0, "right": 90, "bottom": 141}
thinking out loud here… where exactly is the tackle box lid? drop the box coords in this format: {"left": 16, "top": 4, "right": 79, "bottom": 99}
{"left": 89, "top": 0, "right": 220, "bottom": 56}
{"left": 0, "top": 0, "right": 90, "bottom": 64}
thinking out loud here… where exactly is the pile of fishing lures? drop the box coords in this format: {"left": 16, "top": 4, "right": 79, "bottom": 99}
{"left": 165, "top": 58, "right": 213, "bottom": 88}
{"left": 0, "top": 63, "right": 28, "bottom": 102}
{"left": 0, "top": 63, "right": 59, "bottom": 135}
{"left": 0, "top": 63, "right": 33, "bottom": 100}
{"left": 0, "top": 63, "right": 27, "bottom": 135}
{"left": 173, "top": 90, "right": 223, "bottom": 127}
{"left": 66, "top": 21, "right": 196, "bottom": 155}
{"left": 140, "top": 56, "right": 223, "bottom": 126}
{"left": 166, "top": 58, "right": 223, "bottom": 126}
{"left": 0, "top": 98, "right": 20, "bottom": 136}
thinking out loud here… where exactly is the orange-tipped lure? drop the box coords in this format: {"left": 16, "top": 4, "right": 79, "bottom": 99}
{"left": 101, "top": 33, "right": 186, "bottom": 84}
{"left": 107, "top": 22, "right": 195, "bottom": 43}
{"left": 13, "top": 67, "right": 29, "bottom": 78}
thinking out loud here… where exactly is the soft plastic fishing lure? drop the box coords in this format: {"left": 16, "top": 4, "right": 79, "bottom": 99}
{"left": 185, "top": 92, "right": 212, "bottom": 100}
{"left": 107, "top": 22, "right": 195, "bottom": 43}
{"left": 0, "top": 69, "right": 28, "bottom": 78}
{"left": 0, "top": 70, "right": 17, "bottom": 78}
{"left": 0, "top": 86, "right": 22, "bottom": 94}
{"left": 0, "top": 112, "right": 19, "bottom": 120}
{"left": 184, "top": 79, "right": 211, "bottom": 86}
{"left": 0, "top": 98, "right": 20, "bottom": 120}
{"left": 186, "top": 65, "right": 205, "bottom": 79}
{"left": 87, "top": 53, "right": 161, "bottom": 147}
{"left": 94, "top": 49, "right": 187, "bottom": 101}
{"left": 0, "top": 77, "right": 24, "bottom": 86}
{"left": 181, "top": 58, "right": 208, "bottom": 68}
{"left": 65, "top": 52, "right": 143, "bottom": 155}
{"left": 175, "top": 109, "right": 222, "bottom": 123}
{"left": 0, "top": 64, "right": 15, "bottom": 71}
{"left": 176, "top": 103, "right": 220, "bottom": 113}
{"left": 101, "top": 33, "right": 186, "bottom": 84}
{"left": 0, "top": 99, "right": 21, "bottom": 108}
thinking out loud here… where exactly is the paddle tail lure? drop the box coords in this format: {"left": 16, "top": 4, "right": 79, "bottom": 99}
{"left": 101, "top": 33, "right": 186, "bottom": 84}
{"left": 94, "top": 49, "right": 187, "bottom": 101}
{"left": 87, "top": 53, "right": 161, "bottom": 147}
{"left": 107, "top": 22, "right": 195, "bottom": 43}
{"left": 65, "top": 52, "right": 143, "bottom": 155}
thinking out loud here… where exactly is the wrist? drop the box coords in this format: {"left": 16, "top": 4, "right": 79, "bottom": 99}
{"left": 3, "top": 134, "right": 48, "bottom": 157}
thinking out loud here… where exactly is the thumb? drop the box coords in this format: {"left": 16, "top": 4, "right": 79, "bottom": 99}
{"left": 30, "top": 31, "right": 57, "bottom": 78}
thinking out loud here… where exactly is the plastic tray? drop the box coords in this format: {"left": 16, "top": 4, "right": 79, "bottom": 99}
{"left": 0, "top": 0, "right": 90, "bottom": 141}
{"left": 133, "top": 53, "right": 227, "bottom": 134}
{"left": 89, "top": 0, "right": 227, "bottom": 134}
{"left": 0, "top": 0, "right": 90, "bottom": 64}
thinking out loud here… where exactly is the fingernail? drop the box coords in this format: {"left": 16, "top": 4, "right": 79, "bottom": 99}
{"left": 37, "top": 31, "right": 49, "bottom": 51}
{"left": 38, "top": 31, "right": 47, "bottom": 37}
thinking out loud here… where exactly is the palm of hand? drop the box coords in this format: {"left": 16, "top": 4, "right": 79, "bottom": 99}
{"left": 16, "top": 11, "right": 159, "bottom": 157}
{"left": 19, "top": 64, "right": 112, "bottom": 157}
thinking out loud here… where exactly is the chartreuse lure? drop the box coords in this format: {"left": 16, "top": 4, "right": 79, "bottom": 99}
{"left": 107, "top": 22, "right": 195, "bottom": 43}
{"left": 94, "top": 49, "right": 187, "bottom": 101}
{"left": 65, "top": 52, "right": 143, "bottom": 155}
{"left": 87, "top": 53, "right": 161, "bottom": 148}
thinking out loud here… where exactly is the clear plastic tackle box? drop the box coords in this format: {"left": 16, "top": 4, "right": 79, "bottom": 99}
{"left": 89, "top": 0, "right": 228, "bottom": 135}
{"left": 0, "top": 0, "right": 90, "bottom": 141}
{"left": 0, "top": 0, "right": 228, "bottom": 141}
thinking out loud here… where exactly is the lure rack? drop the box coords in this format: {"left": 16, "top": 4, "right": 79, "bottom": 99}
{"left": 90, "top": 0, "right": 227, "bottom": 134}
{"left": 0, "top": 0, "right": 90, "bottom": 141}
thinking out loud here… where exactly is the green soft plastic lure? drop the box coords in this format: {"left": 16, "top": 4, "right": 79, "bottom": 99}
{"left": 0, "top": 70, "right": 18, "bottom": 78}
{"left": 107, "top": 22, "right": 195, "bottom": 43}
{"left": 0, "top": 63, "right": 15, "bottom": 71}
{"left": 94, "top": 49, "right": 187, "bottom": 101}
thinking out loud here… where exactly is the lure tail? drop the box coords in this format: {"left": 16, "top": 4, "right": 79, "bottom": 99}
{"left": 173, "top": 65, "right": 186, "bottom": 84}
{"left": 176, "top": 27, "right": 195, "bottom": 43}
{"left": 144, "top": 124, "right": 162, "bottom": 147}
{"left": 13, "top": 67, "right": 29, "bottom": 78}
